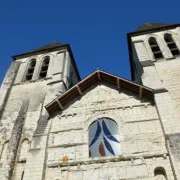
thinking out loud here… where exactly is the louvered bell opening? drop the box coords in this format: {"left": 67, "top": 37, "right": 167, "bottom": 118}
{"left": 39, "top": 57, "right": 50, "bottom": 79}
{"left": 164, "top": 34, "right": 180, "bottom": 56}
{"left": 26, "top": 59, "right": 36, "bottom": 81}
{"left": 149, "top": 37, "right": 163, "bottom": 59}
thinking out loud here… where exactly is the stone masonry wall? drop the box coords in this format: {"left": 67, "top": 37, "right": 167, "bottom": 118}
{"left": 0, "top": 48, "right": 79, "bottom": 180}
{"left": 155, "top": 58, "right": 180, "bottom": 121}
{"left": 46, "top": 157, "right": 173, "bottom": 180}
{"left": 132, "top": 27, "right": 180, "bottom": 119}
{"left": 45, "top": 83, "right": 174, "bottom": 180}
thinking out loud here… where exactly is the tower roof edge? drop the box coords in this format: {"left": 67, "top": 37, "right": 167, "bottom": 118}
{"left": 128, "top": 23, "right": 180, "bottom": 36}
{"left": 135, "top": 23, "right": 174, "bottom": 32}
{"left": 127, "top": 23, "right": 180, "bottom": 81}
{"left": 12, "top": 42, "right": 65, "bottom": 60}
{"left": 12, "top": 42, "right": 81, "bottom": 81}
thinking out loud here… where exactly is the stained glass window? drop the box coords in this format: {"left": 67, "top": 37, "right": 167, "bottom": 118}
{"left": 88, "top": 118, "right": 120, "bottom": 158}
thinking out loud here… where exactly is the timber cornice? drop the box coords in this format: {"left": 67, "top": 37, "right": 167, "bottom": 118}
{"left": 45, "top": 70, "right": 154, "bottom": 115}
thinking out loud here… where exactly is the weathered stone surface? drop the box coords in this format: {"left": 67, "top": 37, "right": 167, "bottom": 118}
{"left": 1, "top": 100, "right": 29, "bottom": 180}
{"left": 45, "top": 83, "right": 173, "bottom": 179}
{"left": 132, "top": 26, "right": 180, "bottom": 179}
{"left": 0, "top": 49, "right": 80, "bottom": 180}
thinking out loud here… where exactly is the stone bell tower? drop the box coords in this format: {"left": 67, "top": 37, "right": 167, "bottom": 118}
{"left": 128, "top": 23, "right": 180, "bottom": 179}
{"left": 0, "top": 42, "right": 80, "bottom": 180}
{"left": 127, "top": 23, "right": 180, "bottom": 91}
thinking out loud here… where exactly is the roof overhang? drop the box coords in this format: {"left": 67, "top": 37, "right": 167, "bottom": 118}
{"left": 127, "top": 24, "right": 180, "bottom": 81}
{"left": 12, "top": 44, "right": 69, "bottom": 60}
{"left": 45, "top": 70, "right": 154, "bottom": 115}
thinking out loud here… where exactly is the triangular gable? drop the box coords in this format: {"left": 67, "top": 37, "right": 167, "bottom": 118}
{"left": 45, "top": 70, "right": 154, "bottom": 115}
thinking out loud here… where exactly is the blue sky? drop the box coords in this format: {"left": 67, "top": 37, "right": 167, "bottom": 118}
{"left": 0, "top": 0, "right": 179, "bottom": 84}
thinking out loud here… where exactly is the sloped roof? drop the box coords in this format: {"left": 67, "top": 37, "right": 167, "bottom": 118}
{"left": 45, "top": 70, "right": 154, "bottom": 115}
{"left": 135, "top": 23, "right": 173, "bottom": 32}
{"left": 12, "top": 42, "right": 65, "bottom": 60}
{"left": 28, "top": 42, "right": 63, "bottom": 53}
{"left": 129, "top": 23, "right": 180, "bottom": 35}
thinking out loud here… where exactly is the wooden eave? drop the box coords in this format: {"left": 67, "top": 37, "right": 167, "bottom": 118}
{"left": 45, "top": 70, "right": 154, "bottom": 115}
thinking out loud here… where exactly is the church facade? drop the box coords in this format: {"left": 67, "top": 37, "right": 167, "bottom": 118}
{"left": 0, "top": 23, "right": 180, "bottom": 180}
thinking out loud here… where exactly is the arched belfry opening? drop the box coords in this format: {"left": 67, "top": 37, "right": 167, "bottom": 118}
{"left": 148, "top": 37, "right": 163, "bottom": 59}
{"left": 164, "top": 33, "right": 180, "bottom": 56}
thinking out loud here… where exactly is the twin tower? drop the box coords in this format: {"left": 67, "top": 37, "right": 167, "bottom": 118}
{"left": 0, "top": 23, "right": 180, "bottom": 180}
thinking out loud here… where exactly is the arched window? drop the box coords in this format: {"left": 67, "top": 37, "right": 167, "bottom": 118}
{"left": 148, "top": 37, "right": 163, "bottom": 59}
{"left": 19, "top": 139, "right": 30, "bottom": 160}
{"left": 154, "top": 167, "right": 167, "bottom": 180}
{"left": 25, "top": 59, "right": 36, "bottom": 81}
{"left": 164, "top": 33, "right": 179, "bottom": 56}
{"left": 39, "top": 56, "right": 50, "bottom": 79}
{"left": 88, "top": 118, "right": 120, "bottom": 158}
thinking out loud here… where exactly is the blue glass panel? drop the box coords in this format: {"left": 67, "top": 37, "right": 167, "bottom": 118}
{"left": 102, "top": 120, "right": 120, "bottom": 143}
{"left": 89, "top": 121, "right": 101, "bottom": 147}
{"left": 103, "top": 136, "right": 115, "bottom": 155}
{"left": 88, "top": 118, "right": 120, "bottom": 158}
